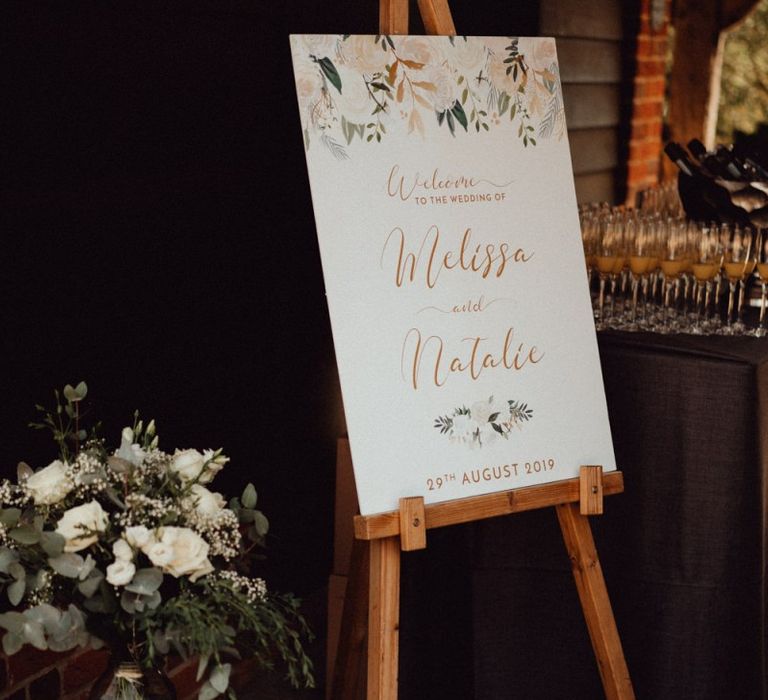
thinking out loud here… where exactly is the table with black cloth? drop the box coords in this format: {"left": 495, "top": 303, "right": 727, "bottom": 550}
{"left": 396, "top": 331, "right": 768, "bottom": 700}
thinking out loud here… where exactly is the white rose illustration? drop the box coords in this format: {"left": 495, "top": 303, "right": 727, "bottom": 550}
{"left": 112, "top": 539, "right": 133, "bottom": 562}
{"left": 335, "top": 65, "right": 374, "bottom": 121}
{"left": 341, "top": 35, "right": 386, "bottom": 74}
{"left": 56, "top": 501, "right": 108, "bottom": 552}
{"left": 184, "top": 484, "right": 225, "bottom": 518}
{"left": 293, "top": 57, "right": 323, "bottom": 112}
{"left": 422, "top": 65, "right": 458, "bottom": 113}
{"left": 301, "top": 35, "right": 339, "bottom": 60}
{"left": 25, "top": 460, "right": 73, "bottom": 505}
{"left": 154, "top": 527, "right": 214, "bottom": 582}
{"left": 479, "top": 422, "right": 500, "bottom": 446}
{"left": 451, "top": 37, "right": 487, "bottom": 73}
{"left": 451, "top": 413, "right": 479, "bottom": 440}
{"left": 399, "top": 36, "right": 444, "bottom": 68}
{"left": 106, "top": 560, "right": 136, "bottom": 587}
{"left": 528, "top": 38, "right": 556, "bottom": 70}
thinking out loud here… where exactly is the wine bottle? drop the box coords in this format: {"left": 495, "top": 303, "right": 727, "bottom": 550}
{"left": 687, "top": 138, "right": 742, "bottom": 180}
{"left": 664, "top": 142, "right": 750, "bottom": 223}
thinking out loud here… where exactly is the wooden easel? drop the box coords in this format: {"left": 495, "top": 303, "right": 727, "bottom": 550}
{"left": 329, "top": 2, "right": 635, "bottom": 699}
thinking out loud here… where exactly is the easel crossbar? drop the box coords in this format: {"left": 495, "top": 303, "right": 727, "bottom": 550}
{"left": 354, "top": 471, "right": 624, "bottom": 541}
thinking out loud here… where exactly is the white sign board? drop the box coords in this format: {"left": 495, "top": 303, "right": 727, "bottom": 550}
{"left": 290, "top": 35, "right": 616, "bottom": 515}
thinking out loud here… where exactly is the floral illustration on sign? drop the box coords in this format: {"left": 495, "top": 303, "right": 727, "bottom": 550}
{"left": 292, "top": 35, "right": 565, "bottom": 159}
{"left": 434, "top": 396, "right": 533, "bottom": 448}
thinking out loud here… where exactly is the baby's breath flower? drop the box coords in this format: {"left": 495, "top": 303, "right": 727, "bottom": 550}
{"left": 217, "top": 570, "right": 267, "bottom": 603}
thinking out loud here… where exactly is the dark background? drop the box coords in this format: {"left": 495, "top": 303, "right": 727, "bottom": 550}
{"left": 1, "top": 0, "right": 540, "bottom": 594}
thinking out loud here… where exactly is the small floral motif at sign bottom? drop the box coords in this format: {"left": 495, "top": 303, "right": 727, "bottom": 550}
{"left": 434, "top": 396, "right": 533, "bottom": 448}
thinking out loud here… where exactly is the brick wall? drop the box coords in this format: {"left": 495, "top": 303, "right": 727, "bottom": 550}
{"left": 625, "top": 0, "right": 671, "bottom": 204}
{"left": 0, "top": 646, "right": 260, "bottom": 699}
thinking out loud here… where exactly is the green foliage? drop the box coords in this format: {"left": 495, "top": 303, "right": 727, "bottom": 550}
{"left": 717, "top": 1, "right": 768, "bottom": 141}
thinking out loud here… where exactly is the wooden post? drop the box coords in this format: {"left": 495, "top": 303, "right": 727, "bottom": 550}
{"left": 367, "top": 536, "right": 401, "bottom": 700}
{"left": 379, "top": 0, "right": 409, "bottom": 36}
{"left": 556, "top": 502, "right": 635, "bottom": 700}
{"left": 398, "top": 496, "right": 427, "bottom": 551}
{"left": 330, "top": 538, "right": 369, "bottom": 700}
{"left": 579, "top": 465, "right": 604, "bottom": 515}
{"left": 415, "top": 0, "right": 456, "bottom": 35}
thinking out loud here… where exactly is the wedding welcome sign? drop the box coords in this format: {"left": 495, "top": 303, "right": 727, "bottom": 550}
{"left": 290, "top": 35, "right": 616, "bottom": 516}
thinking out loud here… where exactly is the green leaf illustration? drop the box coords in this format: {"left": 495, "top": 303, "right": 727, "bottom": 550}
{"left": 450, "top": 101, "right": 468, "bottom": 131}
{"left": 317, "top": 57, "right": 342, "bottom": 94}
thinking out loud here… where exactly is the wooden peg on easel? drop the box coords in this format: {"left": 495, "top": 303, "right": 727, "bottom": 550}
{"left": 579, "top": 465, "right": 604, "bottom": 515}
{"left": 398, "top": 496, "right": 427, "bottom": 551}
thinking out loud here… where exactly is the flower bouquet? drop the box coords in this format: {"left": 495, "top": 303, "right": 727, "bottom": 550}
{"left": 0, "top": 383, "right": 314, "bottom": 699}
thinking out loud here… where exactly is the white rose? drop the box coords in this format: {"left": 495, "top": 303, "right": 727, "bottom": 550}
{"left": 341, "top": 35, "right": 386, "bottom": 74}
{"left": 25, "top": 460, "right": 73, "bottom": 505}
{"left": 106, "top": 560, "right": 136, "bottom": 587}
{"left": 146, "top": 541, "right": 173, "bottom": 568}
{"left": 156, "top": 527, "right": 214, "bottom": 582}
{"left": 124, "top": 525, "right": 152, "bottom": 550}
{"left": 171, "top": 449, "right": 206, "bottom": 483}
{"left": 55, "top": 501, "right": 108, "bottom": 552}
{"left": 184, "top": 484, "right": 225, "bottom": 518}
{"left": 112, "top": 539, "right": 133, "bottom": 562}
{"left": 451, "top": 37, "right": 487, "bottom": 73}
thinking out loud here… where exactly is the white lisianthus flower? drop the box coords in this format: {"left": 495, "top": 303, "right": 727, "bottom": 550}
{"left": 55, "top": 501, "right": 108, "bottom": 552}
{"left": 25, "top": 460, "right": 73, "bottom": 505}
{"left": 146, "top": 541, "right": 174, "bottom": 568}
{"left": 199, "top": 450, "right": 229, "bottom": 484}
{"left": 171, "top": 449, "right": 207, "bottom": 483}
{"left": 154, "top": 527, "right": 214, "bottom": 582}
{"left": 124, "top": 525, "right": 152, "bottom": 550}
{"left": 184, "top": 484, "right": 225, "bottom": 518}
{"left": 112, "top": 539, "right": 133, "bottom": 562}
{"left": 116, "top": 427, "right": 146, "bottom": 467}
{"left": 106, "top": 560, "right": 136, "bottom": 587}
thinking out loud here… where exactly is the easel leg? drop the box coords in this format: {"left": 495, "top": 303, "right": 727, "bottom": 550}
{"left": 367, "top": 536, "right": 401, "bottom": 700}
{"left": 331, "top": 539, "right": 369, "bottom": 700}
{"left": 556, "top": 502, "right": 635, "bottom": 700}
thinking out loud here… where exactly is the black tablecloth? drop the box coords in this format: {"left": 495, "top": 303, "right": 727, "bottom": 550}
{"left": 398, "top": 331, "right": 768, "bottom": 700}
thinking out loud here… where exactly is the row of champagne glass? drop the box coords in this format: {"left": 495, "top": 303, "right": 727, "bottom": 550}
{"left": 579, "top": 203, "right": 768, "bottom": 336}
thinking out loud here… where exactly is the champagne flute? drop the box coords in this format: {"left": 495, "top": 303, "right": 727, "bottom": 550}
{"left": 689, "top": 227, "right": 721, "bottom": 335}
{"left": 595, "top": 216, "right": 620, "bottom": 330}
{"left": 753, "top": 231, "right": 768, "bottom": 337}
{"left": 626, "top": 217, "right": 652, "bottom": 330}
{"left": 656, "top": 220, "right": 686, "bottom": 333}
{"left": 721, "top": 227, "right": 755, "bottom": 335}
